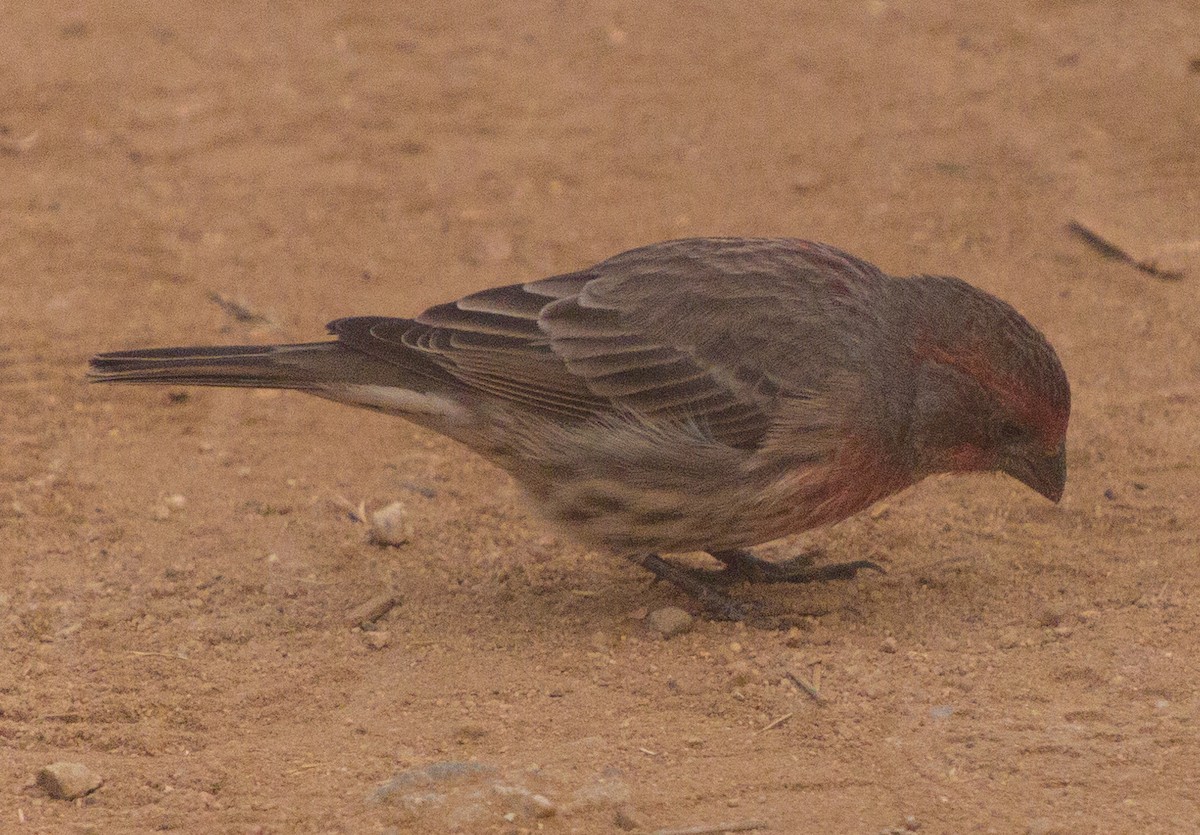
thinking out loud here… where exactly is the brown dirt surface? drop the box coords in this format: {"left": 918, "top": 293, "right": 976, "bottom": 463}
{"left": 3, "top": 1, "right": 1199, "bottom": 832}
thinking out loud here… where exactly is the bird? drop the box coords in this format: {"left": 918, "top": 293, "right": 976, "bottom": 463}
{"left": 90, "top": 237, "right": 1070, "bottom": 618}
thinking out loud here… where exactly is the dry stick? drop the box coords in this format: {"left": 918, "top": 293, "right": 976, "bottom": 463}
{"left": 786, "top": 670, "right": 825, "bottom": 704}
{"left": 208, "top": 291, "right": 270, "bottom": 323}
{"left": 331, "top": 495, "right": 368, "bottom": 523}
{"left": 756, "top": 712, "right": 794, "bottom": 733}
{"left": 651, "top": 820, "right": 768, "bottom": 835}
{"left": 1066, "top": 220, "right": 1185, "bottom": 280}
{"left": 126, "top": 650, "right": 189, "bottom": 660}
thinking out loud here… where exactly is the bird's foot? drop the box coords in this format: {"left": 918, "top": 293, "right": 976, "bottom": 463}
{"left": 709, "top": 548, "right": 885, "bottom": 585}
{"left": 627, "top": 549, "right": 883, "bottom": 623}
{"left": 628, "top": 554, "right": 753, "bottom": 621}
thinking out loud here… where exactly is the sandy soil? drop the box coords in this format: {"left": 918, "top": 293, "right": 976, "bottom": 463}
{"left": 3, "top": 1, "right": 1199, "bottom": 832}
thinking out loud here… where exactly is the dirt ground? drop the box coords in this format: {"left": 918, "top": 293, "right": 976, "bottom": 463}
{"left": 2, "top": 1, "right": 1199, "bottom": 832}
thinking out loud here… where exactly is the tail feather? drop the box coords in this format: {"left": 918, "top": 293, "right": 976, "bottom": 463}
{"left": 88, "top": 341, "right": 447, "bottom": 392}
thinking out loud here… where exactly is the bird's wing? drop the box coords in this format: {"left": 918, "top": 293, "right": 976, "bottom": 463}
{"left": 333, "top": 238, "right": 885, "bottom": 449}
{"left": 330, "top": 273, "right": 610, "bottom": 422}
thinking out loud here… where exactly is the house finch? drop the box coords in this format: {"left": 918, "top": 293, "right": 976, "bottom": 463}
{"left": 91, "top": 237, "right": 1070, "bottom": 618}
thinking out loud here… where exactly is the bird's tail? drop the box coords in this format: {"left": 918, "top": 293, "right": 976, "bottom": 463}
{"left": 88, "top": 342, "right": 429, "bottom": 391}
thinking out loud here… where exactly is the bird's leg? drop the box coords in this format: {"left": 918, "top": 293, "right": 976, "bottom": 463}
{"left": 709, "top": 548, "right": 885, "bottom": 584}
{"left": 625, "top": 554, "right": 751, "bottom": 621}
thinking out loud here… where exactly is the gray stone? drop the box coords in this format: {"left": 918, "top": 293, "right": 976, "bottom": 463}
{"left": 37, "top": 762, "right": 102, "bottom": 800}
{"left": 646, "top": 606, "right": 694, "bottom": 638}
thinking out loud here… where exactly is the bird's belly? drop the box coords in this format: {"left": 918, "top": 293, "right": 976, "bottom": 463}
{"left": 526, "top": 467, "right": 864, "bottom": 555}
{"left": 482, "top": 413, "right": 909, "bottom": 555}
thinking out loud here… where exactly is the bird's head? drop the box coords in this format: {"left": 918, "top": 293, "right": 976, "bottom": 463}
{"left": 905, "top": 276, "right": 1070, "bottom": 502}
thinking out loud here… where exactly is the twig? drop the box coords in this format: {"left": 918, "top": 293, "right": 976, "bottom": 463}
{"left": 652, "top": 819, "right": 768, "bottom": 835}
{"left": 331, "top": 495, "right": 368, "bottom": 523}
{"left": 1066, "top": 220, "right": 1185, "bottom": 280}
{"left": 285, "top": 763, "right": 323, "bottom": 776}
{"left": 756, "top": 712, "right": 793, "bottom": 733}
{"left": 786, "top": 670, "right": 825, "bottom": 704}
{"left": 208, "top": 291, "right": 269, "bottom": 323}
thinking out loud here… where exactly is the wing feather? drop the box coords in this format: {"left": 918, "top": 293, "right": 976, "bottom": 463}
{"left": 331, "top": 239, "right": 887, "bottom": 450}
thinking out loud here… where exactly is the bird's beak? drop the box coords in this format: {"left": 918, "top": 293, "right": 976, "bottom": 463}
{"left": 1005, "top": 440, "right": 1067, "bottom": 503}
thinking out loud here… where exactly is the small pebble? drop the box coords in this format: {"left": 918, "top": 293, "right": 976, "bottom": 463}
{"left": 368, "top": 502, "right": 414, "bottom": 546}
{"left": 345, "top": 593, "right": 401, "bottom": 628}
{"left": 726, "top": 660, "right": 756, "bottom": 687}
{"left": 37, "top": 762, "right": 102, "bottom": 800}
{"left": 613, "top": 805, "right": 644, "bottom": 831}
{"left": 524, "top": 793, "right": 556, "bottom": 819}
{"left": 790, "top": 168, "right": 827, "bottom": 193}
{"left": 881, "top": 636, "right": 898, "bottom": 654}
{"left": 646, "top": 606, "right": 693, "bottom": 638}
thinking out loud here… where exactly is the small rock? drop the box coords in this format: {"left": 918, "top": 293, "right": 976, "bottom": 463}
{"left": 346, "top": 593, "right": 401, "bottom": 628}
{"left": 646, "top": 606, "right": 693, "bottom": 638}
{"left": 613, "top": 804, "right": 644, "bottom": 831}
{"left": 490, "top": 785, "right": 557, "bottom": 820}
{"left": 37, "top": 762, "right": 102, "bottom": 800}
{"left": 880, "top": 636, "right": 898, "bottom": 654}
{"left": 456, "top": 723, "right": 489, "bottom": 742}
{"left": 790, "top": 168, "right": 827, "bottom": 193}
{"left": 783, "top": 626, "right": 806, "bottom": 646}
{"left": 368, "top": 502, "right": 413, "bottom": 546}
{"left": 525, "top": 793, "right": 556, "bottom": 819}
